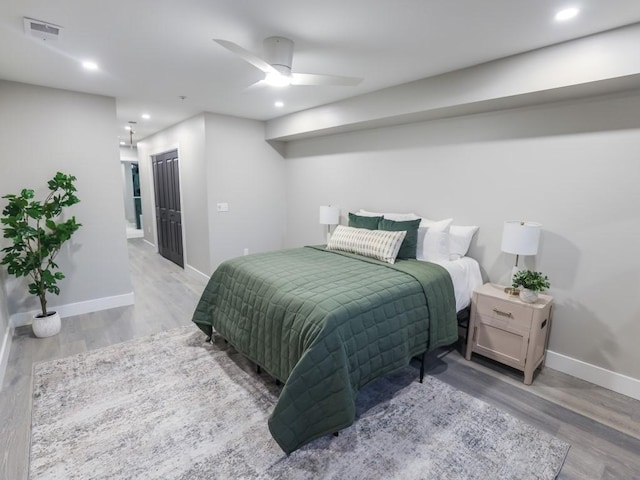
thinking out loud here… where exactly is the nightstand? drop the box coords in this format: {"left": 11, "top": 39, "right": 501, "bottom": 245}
{"left": 465, "top": 283, "right": 553, "bottom": 385}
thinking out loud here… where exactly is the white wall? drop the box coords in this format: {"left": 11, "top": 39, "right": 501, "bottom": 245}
{"left": 204, "top": 113, "right": 286, "bottom": 269}
{"left": 119, "top": 146, "right": 138, "bottom": 162}
{"left": 284, "top": 91, "right": 640, "bottom": 387}
{"left": 0, "top": 80, "right": 133, "bottom": 319}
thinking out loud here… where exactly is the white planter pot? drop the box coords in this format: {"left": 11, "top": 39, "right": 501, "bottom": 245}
{"left": 519, "top": 289, "right": 539, "bottom": 304}
{"left": 32, "top": 311, "right": 61, "bottom": 338}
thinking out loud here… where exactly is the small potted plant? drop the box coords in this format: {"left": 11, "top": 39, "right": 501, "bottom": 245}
{"left": 1, "top": 172, "right": 81, "bottom": 337}
{"left": 512, "top": 270, "right": 550, "bottom": 303}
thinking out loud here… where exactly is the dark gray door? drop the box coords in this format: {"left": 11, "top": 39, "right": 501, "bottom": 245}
{"left": 152, "top": 150, "right": 183, "bottom": 267}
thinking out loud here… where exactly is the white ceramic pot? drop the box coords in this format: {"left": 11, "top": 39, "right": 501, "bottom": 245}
{"left": 32, "top": 311, "right": 61, "bottom": 338}
{"left": 519, "top": 289, "right": 538, "bottom": 304}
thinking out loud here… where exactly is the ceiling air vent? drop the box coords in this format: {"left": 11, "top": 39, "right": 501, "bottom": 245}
{"left": 23, "top": 17, "right": 63, "bottom": 42}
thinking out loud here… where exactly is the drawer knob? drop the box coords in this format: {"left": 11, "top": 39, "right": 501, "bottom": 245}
{"left": 493, "top": 308, "right": 513, "bottom": 318}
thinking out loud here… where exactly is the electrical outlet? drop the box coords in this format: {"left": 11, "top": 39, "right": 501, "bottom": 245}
{"left": 243, "top": 248, "right": 249, "bottom": 256}
{"left": 216, "top": 202, "right": 229, "bottom": 212}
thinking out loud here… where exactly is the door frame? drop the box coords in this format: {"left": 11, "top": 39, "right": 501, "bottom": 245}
{"left": 147, "top": 146, "right": 189, "bottom": 269}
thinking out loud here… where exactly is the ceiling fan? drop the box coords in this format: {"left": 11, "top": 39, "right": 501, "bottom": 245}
{"left": 213, "top": 36, "right": 363, "bottom": 88}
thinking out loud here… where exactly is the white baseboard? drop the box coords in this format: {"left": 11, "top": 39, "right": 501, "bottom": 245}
{"left": 0, "top": 323, "right": 13, "bottom": 391}
{"left": 186, "top": 264, "right": 210, "bottom": 281}
{"left": 546, "top": 350, "right": 640, "bottom": 401}
{"left": 143, "top": 239, "right": 155, "bottom": 248}
{"left": 10, "top": 292, "right": 135, "bottom": 327}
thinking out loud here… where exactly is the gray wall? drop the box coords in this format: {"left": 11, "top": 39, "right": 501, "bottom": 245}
{"left": 137, "top": 114, "right": 210, "bottom": 274}
{"left": 0, "top": 275, "right": 8, "bottom": 333}
{"left": 0, "top": 136, "right": 9, "bottom": 334}
{"left": 0, "top": 271, "right": 9, "bottom": 387}
{"left": 204, "top": 113, "right": 286, "bottom": 268}
{"left": 0, "top": 80, "right": 133, "bottom": 315}
{"left": 0, "top": 271, "right": 9, "bottom": 341}
{"left": 137, "top": 113, "right": 286, "bottom": 275}
{"left": 284, "top": 91, "right": 640, "bottom": 381}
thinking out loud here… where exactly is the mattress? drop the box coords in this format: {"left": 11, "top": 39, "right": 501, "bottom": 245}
{"left": 432, "top": 256, "right": 484, "bottom": 312}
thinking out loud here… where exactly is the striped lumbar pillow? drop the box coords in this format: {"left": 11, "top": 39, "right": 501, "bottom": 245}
{"left": 327, "top": 225, "right": 407, "bottom": 264}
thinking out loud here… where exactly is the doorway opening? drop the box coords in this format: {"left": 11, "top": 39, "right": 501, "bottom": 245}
{"left": 121, "top": 160, "right": 143, "bottom": 239}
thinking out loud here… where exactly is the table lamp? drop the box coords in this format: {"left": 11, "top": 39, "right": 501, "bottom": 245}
{"left": 501, "top": 220, "right": 541, "bottom": 294}
{"left": 319, "top": 205, "right": 340, "bottom": 243}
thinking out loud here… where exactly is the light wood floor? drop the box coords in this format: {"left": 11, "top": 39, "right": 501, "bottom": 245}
{"left": 1, "top": 239, "right": 639, "bottom": 479}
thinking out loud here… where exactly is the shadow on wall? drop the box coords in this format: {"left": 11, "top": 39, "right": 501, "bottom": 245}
{"left": 548, "top": 262, "right": 639, "bottom": 378}
{"left": 284, "top": 92, "right": 640, "bottom": 158}
{"left": 539, "top": 231, "right": 581, "bottom": 291}
{"left": 555, "top": 298, "right": 616, "bottom": 373}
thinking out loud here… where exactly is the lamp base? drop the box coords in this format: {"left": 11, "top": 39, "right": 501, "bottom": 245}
{"left": 504, "top": 287, "right": 520, "bottom": 296}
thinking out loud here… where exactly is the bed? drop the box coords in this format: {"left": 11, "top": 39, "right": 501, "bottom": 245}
{"left": 192, "top": 241, "right": 482, "bottom": 454}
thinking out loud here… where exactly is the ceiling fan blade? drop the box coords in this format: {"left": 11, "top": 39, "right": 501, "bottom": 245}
{"left": 291, "top": 72, "right": 363, "bottom": 86}
{"left": 213, "top": 39, "right": 279, "bottom": 75}
{"left": 244, "top": 79, "right": 267, "bottom": 91}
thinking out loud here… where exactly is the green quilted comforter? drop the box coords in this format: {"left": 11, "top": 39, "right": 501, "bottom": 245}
{"left": 192, "top": 246, "right": 457, "bottom": 453}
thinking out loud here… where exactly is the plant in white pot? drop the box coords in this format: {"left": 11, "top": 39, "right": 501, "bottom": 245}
{"left": 512, "top": 270, "right": 550, "bottom": 303}
{"left": 1, "top": 172, "right": 81, "bottom": 337}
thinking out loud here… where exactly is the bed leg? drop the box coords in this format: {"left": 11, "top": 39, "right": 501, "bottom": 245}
{"left": 256, "top": 365, "right": 262, "bottom": 374}
{"left": 420, "top": 351, "right": 427, "bottom": 383}
{"left": 275, "top": 379, "right": 281, "bottom": 386}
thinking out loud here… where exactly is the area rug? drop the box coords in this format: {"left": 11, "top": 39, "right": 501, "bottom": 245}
{"left": 30, "top": 326, "right": 569, "bottom": 479}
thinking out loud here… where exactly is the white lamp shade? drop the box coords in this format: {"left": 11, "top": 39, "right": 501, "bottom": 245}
{"left": 319, "top": 205, "right": 340, "bottom": 225}
{"left": 501, "top": 221, "right": 542, "bottom": 256}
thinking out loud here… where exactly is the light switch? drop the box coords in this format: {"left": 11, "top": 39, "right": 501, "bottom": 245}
{"left": 216, "top": 202, "right": 229, "bottom": 212}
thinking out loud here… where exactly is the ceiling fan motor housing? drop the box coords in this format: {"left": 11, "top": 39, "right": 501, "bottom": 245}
{"left": 263, "top": 36, "right": 294, "bottom": 75}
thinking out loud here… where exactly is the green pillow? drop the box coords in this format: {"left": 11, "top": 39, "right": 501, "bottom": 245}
{"left": 378, "top": 218, "right": 421, "bottom": 259}
{"left": 348, "top": 212, "right": 382, "bottom": 230}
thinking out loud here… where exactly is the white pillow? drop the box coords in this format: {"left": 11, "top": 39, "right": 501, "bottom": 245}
{"left": 358, "top": 209, "right": 420, "bottom": 222}
{"left": 327, "top": 225, "right": 407, "bottom": 264}
{"left": 416, "top": 218, "right": 453, "bottom": 263}
{"left": 449, "top": 225, "right": 479, "bottom": 260}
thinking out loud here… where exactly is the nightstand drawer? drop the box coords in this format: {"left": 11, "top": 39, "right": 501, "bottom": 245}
{"left": 474, "top": 323, "right": 528, "bottom": 368}
{"left": 476, "top": 295, "right": 533, "bottom": 333}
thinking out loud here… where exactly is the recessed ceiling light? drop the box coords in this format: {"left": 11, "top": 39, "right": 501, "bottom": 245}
{"left": 125, "top": 125, "right": 131, "bottom": 131}
{"left": 119, "top": 141, "right": 126, "bottom": 145}
{"left": 141, "top": 113, "right": 150, "bottom": 119}
{"left": 82, "top": 60, "right": 98, "bottom": 71}
{"left": 555, "top": 7, "right": 579, "bottom": 21}
{"left": 274, "top": 101, "right": 284, "bottom": 108}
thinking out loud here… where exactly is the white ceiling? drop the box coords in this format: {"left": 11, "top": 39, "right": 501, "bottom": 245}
{"left": 2, "top": 0, "right": 640, "bottom": 146}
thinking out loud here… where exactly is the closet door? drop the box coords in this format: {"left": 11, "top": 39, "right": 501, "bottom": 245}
{"left": 152, "top": 150, "right": 183, "bottom": 267}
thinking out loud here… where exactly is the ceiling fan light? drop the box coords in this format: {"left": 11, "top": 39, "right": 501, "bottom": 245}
{"left": 265, "top": 72, "right": 291, "bottom": 87}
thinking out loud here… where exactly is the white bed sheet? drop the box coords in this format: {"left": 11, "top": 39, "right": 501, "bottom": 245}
{"left": 431, "top": 256, "right": 484, "bottom": 312}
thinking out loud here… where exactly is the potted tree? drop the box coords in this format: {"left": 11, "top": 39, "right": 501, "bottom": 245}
{"left": 1, "top": 172, "right": 81, "bottom": 337}
{"left": 512, "top": 270, "right": 550, "bottom": 303}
